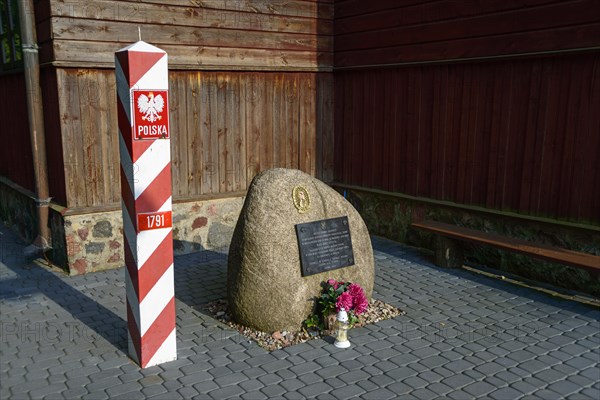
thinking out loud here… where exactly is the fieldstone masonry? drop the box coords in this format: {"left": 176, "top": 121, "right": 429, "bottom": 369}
{"left": 54, "top": 197, "right": 244, "bottom": 275}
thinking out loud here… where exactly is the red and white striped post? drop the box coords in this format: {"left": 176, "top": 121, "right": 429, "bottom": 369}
{"left": 115, "top": 41, "right": 176, "bottom": 368}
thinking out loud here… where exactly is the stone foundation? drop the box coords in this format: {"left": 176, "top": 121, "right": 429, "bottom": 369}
{"left": 1, "top": 178, "right": 244, "bottom": 275}
{"left": 338, "top": 186, "right": 600, "bottom": 297}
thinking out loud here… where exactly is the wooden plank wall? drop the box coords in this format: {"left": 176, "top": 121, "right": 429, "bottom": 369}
{"left": 0, "top": 72, "right": 34, "bottom": 192}
{"left": 334, "top": 53, "right": 600, "bottom": 223}
{"left": 58, "top": 69, "right": 334, "bottom": 209}
{"left": 335, "top": 0, "right": 600, "bottom": 68}
{"left": 35, "top": 0, "right": 333, "bottom": 71}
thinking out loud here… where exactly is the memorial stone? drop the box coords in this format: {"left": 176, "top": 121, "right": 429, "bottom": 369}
{"left": 227, "top": 168, "right": 375, "bottom": 332}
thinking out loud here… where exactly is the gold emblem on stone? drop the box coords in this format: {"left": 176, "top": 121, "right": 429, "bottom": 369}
{"left": 292, "top": 186, "right": 311, "bottom": 214}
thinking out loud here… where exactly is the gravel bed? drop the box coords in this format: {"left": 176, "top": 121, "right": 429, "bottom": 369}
{"left": 201, "top": 299, "right": 405, "bottom": 351}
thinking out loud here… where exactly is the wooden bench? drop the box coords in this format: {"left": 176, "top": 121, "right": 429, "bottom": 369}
{"left": 411, "top": 220, "right": 600, "bottom": 273}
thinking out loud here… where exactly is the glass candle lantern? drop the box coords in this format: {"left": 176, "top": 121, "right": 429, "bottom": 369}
{"left": 334, "top": 308, "right": 351, "bottom": 348}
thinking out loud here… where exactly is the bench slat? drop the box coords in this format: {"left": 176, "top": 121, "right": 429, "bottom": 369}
{"left": 412, "top": 221, "right": 600, "bottom": 272}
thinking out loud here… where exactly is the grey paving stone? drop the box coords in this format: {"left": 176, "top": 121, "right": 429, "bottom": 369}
{"left": 289, "top": 361, "right": 321, "bottom": 376}
{"left": 316, "top": 365, "right": 348, "bottom": 379}
{"left": 490, "top": 386, "right": 529, "bottom": 400}
{"left": 279, "top": 378, "right": 304, "bottom": 392}
{"left": 2, "top": 229, "right": 600, "bottom": 400}
{"left": 463, "top": 380, "right": 497, "bottom": 397}
{"left": 208, "top": 385, "right": 245, "bottom": 399}
{"left": 356, "top": 379, "right": 380, "bottom": 392}
{"left": 105, "top": 382, "right": 144, "bottom": 398}
{"left": 298, "top": 382, "right": 332, "bottom": 398}
{"left": 361, "top": 387, "right": 397, "bottom": 400}
{"left": 338, "top": 369, "right": 371, "bottom": 384}
{"left": 299, "top": 372, "right": 324, "bottom": 386}
{"left": 256, "top": 373, "right": 282, "bottom": 387}
{"left": 323, "top": 377, "right": 346, "bottom": 390}
{"left": 141, "top": 384, "right": 168, "bottom": 398}
{"left": 546, "top": 380, "right": 582, "bottom": 397}
{"left": 214, "top": 372, "right": 248, "bottom": 387}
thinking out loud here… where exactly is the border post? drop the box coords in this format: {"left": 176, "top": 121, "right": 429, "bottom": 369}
{"left": 115, "top": 41, "right": 176, "bottom": 368}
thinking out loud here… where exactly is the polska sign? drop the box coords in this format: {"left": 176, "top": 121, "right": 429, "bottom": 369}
{"left": 132, "top": 90, "right": 169, "bottom": 140}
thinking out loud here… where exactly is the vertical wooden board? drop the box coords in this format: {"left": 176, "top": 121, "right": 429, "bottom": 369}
{"left": 411, "top": 67, "right": 423, "bottom": 196}
{"left": 297, "top": 74, "right": 310, "bottom": 174}
{"left": 199, "top": 72, "right": 213, "bottom": 195}
{"left": 339, "top": 74, "right": 352, "bottom": 184}
{"left": 58, "top": 69, "right": 84, "bottom": 208}
{"left": 528, "top": 60, "right": 554, "bottom": 215}
{"left": 322, "top": 73, "right": 335, "bottom": 182}
{"left": 74, "top": 70, "right": 96, "bottom": 206}
{"left": 557, "top": 58, "right": 583, "bottom": 219}
{"left": 353, "top": 71, "right": 362, "bottom": 186}
{"left": 506, "top": 62, "right": 531, "bottom": 212}
{"left": 380, "top": 69, "right": 391, "bottom": 190}
{"left": 272, "top": 74, "right": 283, "bottom": 171}
{"left": 429, "top": 66, "right": 442, "bottom": 199}
{"left": 496, "top": 62, "right": 514, "bottom": 210}
{"left": 169, "top": 73, "right": 185, "bottom": 199}
{"left": 543, "top": 60, "right": 571, "bottom": 217}
{"left": 395, "top": 68, "right": 408, "bottom": 193}
{"left": 227, "top": 74, "right": 242, "bottom": 191}
{"left": 301, "top": 73, "right": 315, "bottom": 175}
{"left": 569, "top": 55, "right": 597, "bottom": 221}
{"left": 485, "top": 63, "right": 505, "bottom": 208}
{"left": 209, "top": 73, "right": 220, "bottom": 193}
{"left": 107, "top": 73, "right": 120, "bottom": 204}
{"left": 217, "top": 73, "right": 228, "bottom": 193}
{"left": 360, "top": 71, "right": 372, "bottom": 187}
{"left": 236, "top": 73, "right": 248, "bottom": 191}
{"left": 333, "top": 74, "right": 346, "bottom": 183}
{"left": 463, "top": 67, "right": 483, "bottom": 204}
{"left": 245, "top": 73, "right": 262, "bottom": 181}
{"left": 191, "top": 72, "right": 204, "bottom": 197}
{"left": 226, "top": 73, "right": 239, "bottom": 191}
{"left": 371, "top": 70, "right": 385, "bottom": 189}
{"left": 417, "top": 67, "right": 433, "bottom": 198}
{"left": 517, "top": 60, "right": 542, "bottom": 212}
{"left": 455, "top": 64, "right": 473, "bottom": 204}
{"left": 564, "top": 57, "right": 600, "bottom": 222}
{"left": 96, "top": 71, "right": 117, "bottom": 205}
{"left": 289, "top": 75, "right": 300, "bottom": 171}
{"left": 314, "top": 74, "right": 323, "bottom": 179}
{"left": 446, "top": 65, "right": 463, "bottom": 203}
{"left": 262, "top": 73, "right": 275, "bottom": 173}
{"left": 472, "top": 65, "right": 494, "bottom": 207}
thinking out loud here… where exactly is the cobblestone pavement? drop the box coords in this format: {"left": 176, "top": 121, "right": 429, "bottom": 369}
{"left": 1, "top": 223, "right": 599, "bottom": 399}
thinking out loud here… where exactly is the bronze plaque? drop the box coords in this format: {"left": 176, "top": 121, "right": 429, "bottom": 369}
{"left": 295, "top": 216, "right": 355, "bottom": 277}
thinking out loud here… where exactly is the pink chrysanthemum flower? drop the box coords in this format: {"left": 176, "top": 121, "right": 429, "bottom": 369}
{"left": 347, "top": 283, "right": 369, "bottom": 315}
{"left": 336, "top": 291, "right": 353, "bottom": 312}
{"left": 353, "top": 292, "right": 369, "bottom": 315}
{"left": 327, "top": 279, "right": 339, "bottom": 290}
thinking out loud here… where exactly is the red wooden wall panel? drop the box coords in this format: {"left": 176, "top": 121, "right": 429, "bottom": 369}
{"left": 334, "top": 0, "right": 600, "bottom": 68}
{"left": 0, "top": 73, "right": 34, "bottom": 192}
{"left": 334, "top": 53, "right": 600, "bottom": 223}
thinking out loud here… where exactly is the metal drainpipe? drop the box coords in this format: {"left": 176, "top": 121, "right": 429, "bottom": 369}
{"left": 17, "top": 0, "right": 51, "bottom": 254}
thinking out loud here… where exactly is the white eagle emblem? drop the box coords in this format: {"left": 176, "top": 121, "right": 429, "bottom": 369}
{"left": 137, "top": 92, "right": 164, "bottom": 123}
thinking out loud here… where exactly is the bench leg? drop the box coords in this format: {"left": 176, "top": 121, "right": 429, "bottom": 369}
{"left": 434, "top": 236, "right": 464, "bottom": 269}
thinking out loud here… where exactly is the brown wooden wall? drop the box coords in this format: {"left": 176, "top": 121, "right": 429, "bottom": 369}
{"left": 334, "top": 53, "right": 600, "bottom": 223}
{"left": 335, "top": 0, "right": 600, "bottom": 68}
{"left": 35, "top": 0, "right": 333, "bottom": 71}
{"left": 58, "top": 69, "right": 334, "bottom": 209}
{"left": 0, "top": 70, "right": 66, "bottom": 204}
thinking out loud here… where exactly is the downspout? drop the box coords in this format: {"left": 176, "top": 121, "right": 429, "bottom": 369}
{"left": 17, "top": 0, "right": 51, "bottom": 255}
